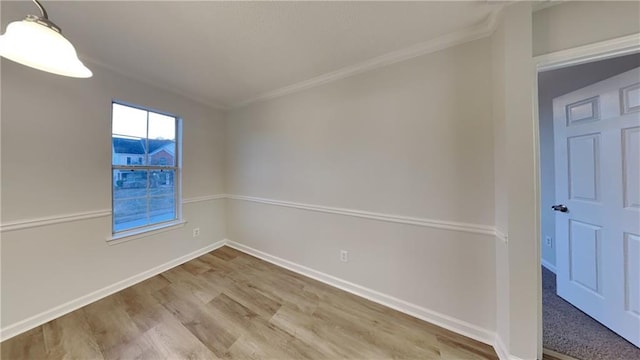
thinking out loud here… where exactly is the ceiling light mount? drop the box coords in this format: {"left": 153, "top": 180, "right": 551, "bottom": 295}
{"left": 0, "top": 0, "right": 92, "bottom": 78}
{"left": 24, "top": 14, "right": 62, "bottom": 35}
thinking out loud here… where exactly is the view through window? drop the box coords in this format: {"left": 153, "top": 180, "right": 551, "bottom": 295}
{"left": 111, "top": 102, "right": 180, "bottom": 234}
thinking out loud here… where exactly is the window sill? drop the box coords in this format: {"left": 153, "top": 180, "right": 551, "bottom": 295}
{"left": 107, "top": 220, "right": 186, "bottom": 245}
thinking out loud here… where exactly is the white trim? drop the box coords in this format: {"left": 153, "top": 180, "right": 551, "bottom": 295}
{"left": 0, "top": 209, "right": 112, "bottom": 233}
{"left": 224, "top": 240, "right": 497, "bottom": 346}
{"left": 533, "top": 33, "right": 640, "bottom": 359}
{"left": 493, "top": 334, "right": 527, "bottom": 360}
{"left": 227, "top": 194, "right": 496, "bottom": 237}
{"left": 532, "top": 0, "right": 567, "bottom": 13}
{"left": 495, "top": 228, "right": 509, "bottom": 243}
{"left": 0, "top": 240, "right": 226, "bottom": 342}
{"left": 106, "top": 220, "right": 187, "bottom": 244}
{"left": 541, "top": 258, "right": 556, "bottom": 274}
{"left": 494, "top": 335, "right": 510, "bottom": 360}
{"left": 182, "top": 194, "right": 226, "bottom": 204}
{"left": 232, "top": 7, "right": 504, "bottom": 108}
{"left": 0, "top": 195, "right": 225, "bottom": 232}
{"left": 535, "top": 33, "right": 640, "bottom": 72}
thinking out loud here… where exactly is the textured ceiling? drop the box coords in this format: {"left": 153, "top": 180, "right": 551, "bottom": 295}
{"left": 1, "top": 1, "right": 501, "bottom": 108}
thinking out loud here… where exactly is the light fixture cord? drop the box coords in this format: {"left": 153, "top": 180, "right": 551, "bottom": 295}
{"left": 32, "top": 0, "right": 48, "bottom": 19}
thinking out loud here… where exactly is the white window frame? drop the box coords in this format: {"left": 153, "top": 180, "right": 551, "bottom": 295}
{"left": 109, "top": 100, "right": 183, "bottom": 242}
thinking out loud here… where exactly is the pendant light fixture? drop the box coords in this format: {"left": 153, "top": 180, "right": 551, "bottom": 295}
{"left": 0, "top": 0, "right": 92, "bottom": 78}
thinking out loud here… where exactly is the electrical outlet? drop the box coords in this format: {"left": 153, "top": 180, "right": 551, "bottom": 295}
{"left": 193, "top": 228, "right": 200, "bottom": 237}
{"left": 545, "top": 236, "right": 552, "bottom": 247}
{"left": 340, "top": 250, "right": 348, "bottom": 262}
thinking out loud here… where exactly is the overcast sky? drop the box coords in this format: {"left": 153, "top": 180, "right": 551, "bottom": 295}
{"left": 112, "top": 103, "right": 176, "bottom": 140}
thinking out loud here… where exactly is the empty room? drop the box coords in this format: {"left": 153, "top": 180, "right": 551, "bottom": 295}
{"left": 1, "top": 1, "right": 638, "bottom": 360}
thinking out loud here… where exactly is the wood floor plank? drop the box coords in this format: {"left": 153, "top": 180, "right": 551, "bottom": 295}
{"left": 198, "top": 253, "right": 236, "bottom": 274}
{"left": 270, "top": 304, "right": 376, "bottom": 359}
{"left": 1, "top": 246, "right": 499, "bottom": 360}
{"left": 143, "top": 317, "right": 220, "bottom": 359}
{"left": 82, "top": 294, "right": 142, "bottom": 355}
{"left": 42, "top": 310, "right": 103, "bottom": 360}
{"left": 211, "top": 247, "right": 243, "bottom": 261}
{"left": 224, "top": 316, "right": 326, "bottom": 360}
{"left": 1, "top": 327, "right": 47, "bottom": 360}
{"left": 437, "top": 334, "right": 497, "bottom": 360}
{"left": 181, "top": 258, "right": 213, "bottom": 276}
{"left": 223, "top": 284, "right": 282, "bottom": 321}
{"left": 180, "top": 305, "right": 240, "bottom": 358}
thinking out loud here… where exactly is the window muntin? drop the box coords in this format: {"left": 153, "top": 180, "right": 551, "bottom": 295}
{"left": 111, "top": 102, "right": 180, "bottom": 234}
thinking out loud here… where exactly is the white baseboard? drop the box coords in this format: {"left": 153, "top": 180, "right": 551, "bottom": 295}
{"left": 494, "top": 335, "right": 529, "bottom": 360}
{"left": 224, "top": 240, "right": 496, "bottom": 347}
{"left": 3, "top": 238, "right": 524, "bottom": 360}
{"left": 0, "top": 240, "right": 226, "bottom": 342}
{"left": 494, "top": 335, "right": 510, "bottom": 360}
{"left": 541, "top": 258, "right": 556, "bottom": 274}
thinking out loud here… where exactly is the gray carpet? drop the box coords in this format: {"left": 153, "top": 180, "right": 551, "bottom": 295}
{"left": 543, "top": 267, "right": 640, "bottom": 360}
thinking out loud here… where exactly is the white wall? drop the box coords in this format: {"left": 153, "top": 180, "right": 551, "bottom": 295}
{"left": 491, "top": 9, "right": 510, "bottom": 353}
{"left": 227, "top": 38, "right": 497, "bottom": 337}
{"left": 492, "top": 3, "right": 538, "bottom": 359}
{"left": 533, "top": 1, "right": 640, "bottom": 56}
{"left": 0, "top": 59, "right": 227, "bottom": 330}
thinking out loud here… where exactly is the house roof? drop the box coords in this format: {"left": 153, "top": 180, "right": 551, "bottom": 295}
{"left": 113, "top": 137, "right": 174, "bottom": 155}
{"left": 148, "top": 139, "right": 174, "bottom": 153}
{"left": 113, "top": 137, "right": 145, "bottom": 155}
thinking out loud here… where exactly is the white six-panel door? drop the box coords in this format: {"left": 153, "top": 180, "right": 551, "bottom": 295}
{"left": 553, "top": 67, "right": 640, "bottom": 347}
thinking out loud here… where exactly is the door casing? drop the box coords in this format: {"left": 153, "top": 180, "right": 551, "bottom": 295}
{"left": 533, "top": 33, "right": 640, "bottom": 359}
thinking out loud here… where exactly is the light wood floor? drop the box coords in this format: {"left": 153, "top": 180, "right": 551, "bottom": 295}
{"left": 1, "top": 246, "right": 498, "bottom": 359}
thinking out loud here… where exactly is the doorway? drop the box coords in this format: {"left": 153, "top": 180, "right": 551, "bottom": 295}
{"left": 538, "top": 53, "right": 640, "bottom": 359}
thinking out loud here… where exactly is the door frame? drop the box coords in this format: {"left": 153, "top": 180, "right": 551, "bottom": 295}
{"left": 533, "top": 33, "right": 640, "bottom": 358}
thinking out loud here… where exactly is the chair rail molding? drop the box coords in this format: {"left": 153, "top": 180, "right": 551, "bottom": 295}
{"left": 0, "top": 194, "right": 225, "bottom": 232}
{"left": 227, "top": 194, "right": 498, "bottom": 237}
{"left": 0, "top": 209, "right": 112, "bottom": 233}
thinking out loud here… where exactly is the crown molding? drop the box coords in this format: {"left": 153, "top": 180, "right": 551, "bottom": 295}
{"left": 232, "top": 6, "right": 505, "bottom": 109}
{"left": 82, "top": 55, "right": 229, "bottom": 112}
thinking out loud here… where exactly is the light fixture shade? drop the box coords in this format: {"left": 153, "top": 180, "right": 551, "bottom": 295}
{"left": 0, "top": 19, "right": 92, "bottom": 78}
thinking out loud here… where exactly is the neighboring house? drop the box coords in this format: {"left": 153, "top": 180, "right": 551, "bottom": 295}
{"left": 148, "top": 140, "right": 175, "bottom": 166}
{"left": 112, "top": 137, "right": 145, "bottom": 166}
{"left": 112, "top": 137, "right": 175, "bottom": 187}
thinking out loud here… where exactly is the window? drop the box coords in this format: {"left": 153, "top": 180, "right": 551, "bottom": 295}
{"left": 111, "top": 102, "right": 181, "bottom": 235}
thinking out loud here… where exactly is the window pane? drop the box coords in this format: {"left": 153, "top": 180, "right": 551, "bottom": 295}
{"left": 148, "top": 112, "right": 175, "bottom": 140}
{"left": 148, "top": 113, "right": 176, "bottom": 166}
{"left": 113, "top": 169, "right": 147, "bottom": 198}
{"left": 150, "top": 196, "right": 175, "bottom": 224}
{"left": 114, "top": 197, "right": 148, "bottom": 232}
{"left": 113, "top": 169, "right": 148, "bottom": 231}
{"left": 112, "top": 137, "right": 147, "bottom": 166}
{"left": 112, "top": 103, "right": 147, "bottom": 138}
{"left": 149, "top": 170, "right": 175, "bottom": 196}
{"left": 148, "top": 139, "right": 175, "bottom": 166}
